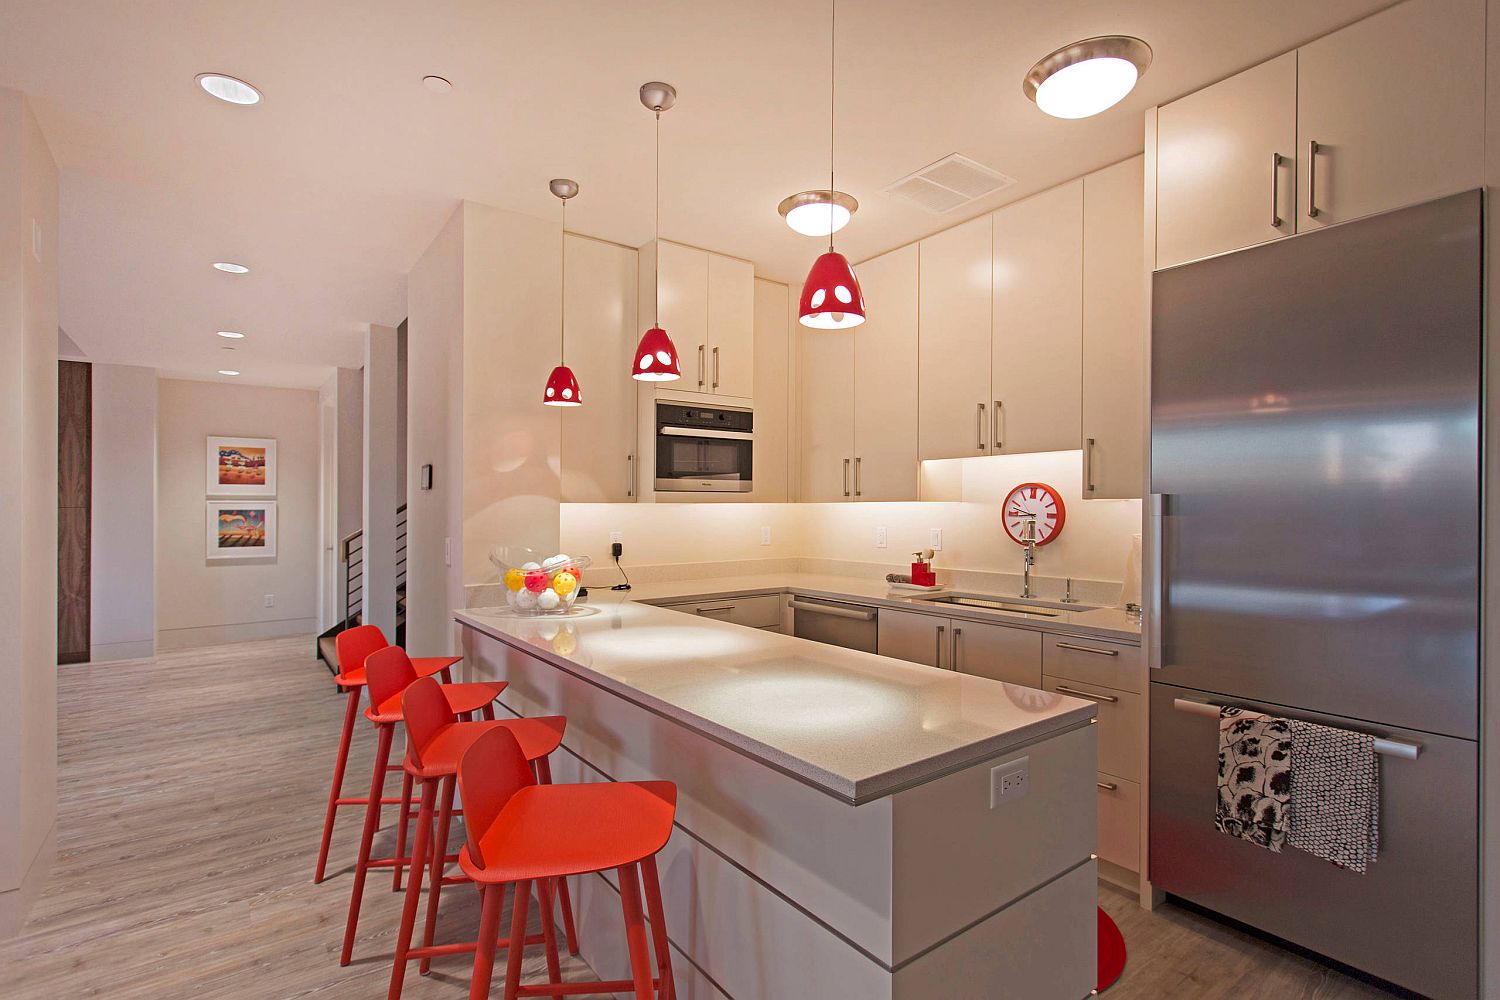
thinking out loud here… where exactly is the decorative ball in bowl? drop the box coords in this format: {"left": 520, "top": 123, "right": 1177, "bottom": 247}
{"left": 489, "top": 546, "right": 593, "bottom": 616}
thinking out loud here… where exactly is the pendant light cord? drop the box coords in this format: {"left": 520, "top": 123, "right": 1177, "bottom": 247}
{"left": 654, "top": 109, "right": 662, "bottom": 326}
{"left": 559, "top": 196, "right": 567, "bottom": 363}
{"left": 828, "top": 0, "right": 836, "bottom": 253}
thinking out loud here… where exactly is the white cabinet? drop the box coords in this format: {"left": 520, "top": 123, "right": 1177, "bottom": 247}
{"left": 1081, "top": 157, "right": 1146, "bottom": 500}
{"left": 918, "top": 215, "right": 993, "bottom": 460}
{"left": 950, "top": 619, "right": 1042, "bottom": 688}
{"left": 877, "top": 607, "right": 949, "bottom": 667}
{"left": 797, "top": 329, "right": 856, "bottom": 502}
{"left": 560, "top": 234, "right": 638, "bottom": 503}
{"left": 1156, "top": 52, "right": 1297, "bottom": 269}
{"left": 1296, "top": 0, "right": 1483, "bottom": 231}
{"left": 991, "top": 180, "right": 1082, "bottom": 456}
{"left": 749, "top": 278, "right": 791, "bottom": 502}
{"left": 643, "top": 239, "right": 754, "bottom": 398}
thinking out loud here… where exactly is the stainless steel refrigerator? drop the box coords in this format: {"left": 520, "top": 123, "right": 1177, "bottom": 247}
{"left": 1148, "top": 190, "right": 1481, "bottom": 1000}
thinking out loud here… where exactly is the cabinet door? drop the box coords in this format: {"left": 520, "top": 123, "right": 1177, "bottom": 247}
{"left": 1296, "top": 0, "right": 1482, "bottom": 231}
{"left": 749, "top": 278, "right": 791, "bottom": 502}
{"left": 1081, "top": 157, "right": 1146, "bottom": 499}
{"left": 991, "top": 180, "right": 1083, "bottom": 456}
{"left": 1156, "top": 52, "right": 1296, "bottom": 268}
{"left": 656, "top": 241, "right": 710, "bottom": 389}
{"left": 852, "top": 244, "right": 919, "bottom": 501}
{"left": 951, "top": 620, "right": 1042, "bottom": 688}
{"left": 797, "top": 327, "right": 855, "bottom": 502}
{"left": 877, "top": 608, "right": 948, "bottom": 668}
{"left": 561, "top": 235, "right": 638, "bottom": 502}
{"left": 707, "top": 253, "right": 755, "bottom": 397}
{"left": 918, "top": 215, "right": 993, "bottom": 460}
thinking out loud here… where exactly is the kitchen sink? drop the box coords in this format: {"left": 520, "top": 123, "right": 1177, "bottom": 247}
{"left": 913, "top": 592, "right": 1091, "bottom": 617}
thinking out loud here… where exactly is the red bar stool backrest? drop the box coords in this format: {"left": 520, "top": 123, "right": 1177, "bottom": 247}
{"left": 456, "top": 727, "right": 538, "bottom": 868}
{"left": 364, "top": 645, "right": 419, "bottom": 710}
{"left": 400, "top": 676, "right": 460, "bottom": 771}
{"left": 335, "top": 624, "right": 390, "bottom": 677}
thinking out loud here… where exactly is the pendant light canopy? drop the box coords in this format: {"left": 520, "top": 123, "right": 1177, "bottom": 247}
{"left": 543, "top": 178, "right": 582, "bottom": 407}
{"left": 798, "top": 0, "right": 865, "bottom": 330}
{"left": 1023, "top": 36, "right": 1152, "bottom": 120}
{"left": 632, "top": 82, "right": 683, "bottom": 382}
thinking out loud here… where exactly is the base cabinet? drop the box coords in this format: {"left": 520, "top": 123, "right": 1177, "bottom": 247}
{"left": 878, "top": 608, "right": 1043, "bottom": 687}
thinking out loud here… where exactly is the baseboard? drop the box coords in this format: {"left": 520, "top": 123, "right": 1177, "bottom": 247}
{"left": 88, "top": 639, "right": 156, "bottom": 663}
{"left": 1097, "top": 858, "right": 1139, "bottom": 895}
{"left": 0, "top": 820, "right": 55, "bottom": 939}
{"left": 157, "top": 617, "right": 317, "bottom": 651}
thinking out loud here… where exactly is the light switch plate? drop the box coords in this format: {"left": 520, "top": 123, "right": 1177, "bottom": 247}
{"left": 990, "top": 757, "right": 1029, "bottom": 807}
{"left": 930, "top": 527, "right": 943, "bottom": 551}
{"left": 760, "top": 526, "right": 772, "bottom": 546}
{"left": 875, "top": 526, "right": 887, "bottom": 548}
{"left": 263, "top": 594, "right": 274, "bottom": 608}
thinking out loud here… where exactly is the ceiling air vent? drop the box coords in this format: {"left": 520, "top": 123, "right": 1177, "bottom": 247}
{"left": 883, "top": 153, "right": 1015, "bottom": 213}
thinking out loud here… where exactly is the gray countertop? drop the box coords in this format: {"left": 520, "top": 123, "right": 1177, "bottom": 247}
{"left": 456, "top": 576, "right": 1100, "bottom": 805}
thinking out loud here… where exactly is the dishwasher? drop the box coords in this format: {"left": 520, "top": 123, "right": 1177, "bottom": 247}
{"left": 790, "top": 597, "right": 878, "bottom": 653}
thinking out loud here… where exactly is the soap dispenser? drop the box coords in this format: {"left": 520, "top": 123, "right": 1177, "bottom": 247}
{"left": 910, "top": 550, "right": 936, "bottom": 588}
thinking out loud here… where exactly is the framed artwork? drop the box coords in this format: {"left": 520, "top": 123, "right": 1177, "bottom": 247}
{"left": 206, "top": 501, "right": 277, "bottom": 560}
{"left": 207, "top": 436, "right": 276, "bottom": 496}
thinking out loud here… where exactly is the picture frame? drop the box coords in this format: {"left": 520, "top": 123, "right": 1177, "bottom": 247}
{"left": 206, "top": 500, "right": 277, "bottom": 560}
{"left": 207, "top": 435, "right": 276, "bottom": 496}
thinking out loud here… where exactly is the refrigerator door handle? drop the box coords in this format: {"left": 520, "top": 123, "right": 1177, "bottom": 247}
{"left": 1149, "top": 493, "right": 1167, "bottom": 669}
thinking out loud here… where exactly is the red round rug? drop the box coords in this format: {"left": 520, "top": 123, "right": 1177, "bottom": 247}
{"left": 1096, "top": 907, "right": 1127, "bottom": 993}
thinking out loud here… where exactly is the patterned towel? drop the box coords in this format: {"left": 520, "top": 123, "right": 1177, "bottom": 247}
{"left": 1287, "top": 720, "right": 1379, "bottom": 874}
{"left": 1215, "top": 707, "right": 1292, "bottom": 851}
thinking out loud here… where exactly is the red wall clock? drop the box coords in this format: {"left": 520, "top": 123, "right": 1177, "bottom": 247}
{"left": 1003, "top": 482, "right": 1066, "bottom": 546}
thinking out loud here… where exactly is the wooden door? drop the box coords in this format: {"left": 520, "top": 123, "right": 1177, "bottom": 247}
{"left": 58, "top": 360, "right": 91, "bottom": 664}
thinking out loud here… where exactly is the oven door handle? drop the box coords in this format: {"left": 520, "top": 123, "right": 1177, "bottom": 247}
{"left": 659, "top": 426, "right": 755, "bottom": 441}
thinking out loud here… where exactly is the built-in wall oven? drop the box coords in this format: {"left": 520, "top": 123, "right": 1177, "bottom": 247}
{"left": 654, "top": 401, "right": 753, "bottom": 492}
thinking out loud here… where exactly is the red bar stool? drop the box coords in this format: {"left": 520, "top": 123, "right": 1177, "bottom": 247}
{"left": 314, "top": 624, "right": 461, "bottom": 884}
{"left": 341, "top": 647, "right": 510, "bottom": 965}
{"left": 385, "top": 676, "right": 576, "bottom": 998}
{"left": 456, "top": 725, "right": 678, "bottom": 1000}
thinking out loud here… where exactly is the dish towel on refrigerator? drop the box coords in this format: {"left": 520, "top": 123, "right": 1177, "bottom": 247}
{"left": 1287, "top": 720, "right": 1380, "bottom": 873}
{"left": 1215, "top": 707, "right": 1292, "bottom": 851}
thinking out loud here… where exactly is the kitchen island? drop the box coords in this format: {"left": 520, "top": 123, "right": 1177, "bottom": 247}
{"left": 456, "top": 588, "right": 1100, "bottom": 1000}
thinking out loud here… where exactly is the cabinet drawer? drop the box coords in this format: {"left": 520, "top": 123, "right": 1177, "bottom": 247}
{"left": 1095, "top": 773, "right": 1140, "bottom": 872}
{"left": 1042, "top": 634, "right": 1140, "bottom": 692}
{"left": 661, "top": 594, "right": 782, "bottom": 629}
{"left": 1043, "top": 676, "right": 1141, "bottom": 781}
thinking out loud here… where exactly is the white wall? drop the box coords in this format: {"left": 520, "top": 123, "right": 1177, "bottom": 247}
{"left": 0, "top": 87, "right": 58, "bottom": 936}
{"left": 362, "top": 324, "right": 400, "bottom": 642}
{"left": 156, "top": 378, "right": 320, "bottom": 649}
{"left": 561, "top": 502, "right": 803, "bottom": 572}
{"left": 90, "top": 364, "right": 157, "bottom": 661}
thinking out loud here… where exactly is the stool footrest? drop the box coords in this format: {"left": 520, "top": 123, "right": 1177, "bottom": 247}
{"left": 515, "top": 979, "right": 665, "bottom": 997}
{"left": 405, "top": 931, "right": 545, "bottom": 960}
{"left": 366, "top": 852, "right": 459, "bottom": 871}
{"left": 333, "top": 796, "right": 405, "bottom": 806}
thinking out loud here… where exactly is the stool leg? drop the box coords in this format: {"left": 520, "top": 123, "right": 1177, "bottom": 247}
{"left": 499, "top": 880, "right": 533, "bottom": 1000}
{"left": 418, "top": 774, "right": 458, "bottom": 975}
{"left": 469, "top": 881, "right": 505, "bottom": 1000}
{"left": 641, "top": 856, "right": 676, "bottom": 1000}
{"left": 340, "top": 722, "right": 393, "bottom": 966}
{"left": 393, "top": 771, "right": 414, "bottom": 892}
{"left": 535, "top": 758, "right": 580, "bottom": 956}
{"left": 535, "top": 879, "right": 565, "bottom": 1000}
{"left": 314, "top": 687, "right": 361, "bottom": 883}
{"left": 618, "top": 864, "right": 655, "bottom": 999}
{"left": 387, "top": 775, "right": 438, "bottom": 1000}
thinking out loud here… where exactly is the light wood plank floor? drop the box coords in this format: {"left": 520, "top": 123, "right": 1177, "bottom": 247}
{"left": 0, "top": 636, "right": 1411, "bottom": 999}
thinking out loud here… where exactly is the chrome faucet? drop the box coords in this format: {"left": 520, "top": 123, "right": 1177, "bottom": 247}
{"left": 1020, "top": 517, "right": 1038, "bottom": 599}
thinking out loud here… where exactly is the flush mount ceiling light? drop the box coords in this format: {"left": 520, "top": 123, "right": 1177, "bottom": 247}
{"left": 543, "top": 178, "right": 582, "bottom": 407}
{"left": 632, "top": 82, "right": 683, "bottom": 382}
{"left": 1023, "top": 36, "right": 1151, "bottom": 119}
{"left": 778, "top": 189, "right": 858, "bottom": 237}
{"left": 218, "top": 369, "right": 241, "bottom": 376}
{"left": 216, "top": 330, "right": 245, "bottom": 339}
{"left": 212, "top": 261, "right": 250, "bottom": 274}
{"left": 422, "top": 75, "right": 453, "bottom": 94}
{"left": 196, "top": 73, "right": 262, "bottom": 106}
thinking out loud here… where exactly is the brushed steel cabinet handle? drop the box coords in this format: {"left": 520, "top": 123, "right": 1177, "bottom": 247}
{"left": 842, "top": 458, "right": 851, "bottom": 497}
{"left": 993, "top": 400, "right": 1002, "bottom": 452}
{"left": 1149, "top": 493, "right": 1167, "bottom": 669}
{"left": 1083, "top": 437, "right": 1096, "bottom": 494}
{"left": 712, "top": 346, "right": 720, "bottom": 389}
{"left": 853, "top": 456, "right": 862, "bottom": 497}
{"left": 1097, "top": 781, "right": 1119, "bottom": 791}
{"left": 626, "top": 453, "right": 634, "bottom": 498}
{"left": 952, "top": 626, "right": 963, "bottom": 672}
{"left": 696, "top": 605, "right": 734, "bottom": 614}
{"left": 1307, "top": 139, "right": 1320, "bottom": 219}
{"left": 1054, "top": 683, "right": 1119, "bottom": 703}
{"left": 935, "top": 624, "right": 947, "bottom": 669}
{"left": 788, "top": 599, "right": 876, "bottom": 621}
{"left": 976, "top": 402, "right": 986, "bottom": 450}
{"left": 1270, "top": 152, "right": 1283, "bottom": 228}
{"left": 697, "top": 344, "right": 706, "bottom": 388}
{"left": 1054, "top": 641, "right": 1118, "bottom": 657}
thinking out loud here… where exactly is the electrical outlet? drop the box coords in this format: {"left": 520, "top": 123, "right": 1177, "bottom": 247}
{"left": 930, "top": 527, "right": 943, "bottom": 551}
{"left": 990, "top": 757, "right": 1029, "bottom": 808}
{"left": 263, "top": 594, "right": 274, "bottom": 608}
{"left": 609, "top": 530, "right": 623, "bottom": 546}
{"left": 760, "top": 526, "right": 772, "bottom": 546}
{"left": 875, "top": 526, "right": 887, "bottom": 548}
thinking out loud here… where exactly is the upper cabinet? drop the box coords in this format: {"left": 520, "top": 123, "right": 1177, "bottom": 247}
{"left": 1155, "top": 0, "right": 1482, "bottom": 268}
{"left": 642, "top": 239, "right": 754, "bottom": 398}
{"left": 918, "top": 215, "right": 994, "bottom": 461}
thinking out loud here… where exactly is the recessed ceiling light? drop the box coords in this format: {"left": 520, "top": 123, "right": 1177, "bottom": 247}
{"left": 422, "top": 75, "right": 453, "bottom": 94}
{"left": 218, "top": 369, "right": 241, "bottom": 376}
{"left": 216, "top": 331, "right": 245, "bottom": 339}
{"left": 1023, "top": 36, "right": 1152, "bottom": 120}
{"left": 778, "top": 190, "right": 858, "bottom": 237}
{"left": 213, "top": 261, "right": 250, "bottom": 274}
{"left": 196, "top": 73, "right": 262, "bottom": 106}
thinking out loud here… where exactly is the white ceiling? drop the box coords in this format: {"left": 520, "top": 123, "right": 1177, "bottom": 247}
{"left": 0, "top": 0, "right": 1395, "bottom": 389}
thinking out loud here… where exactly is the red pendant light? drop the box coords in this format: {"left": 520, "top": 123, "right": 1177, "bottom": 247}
{"left": 543, "top": 178, "right": 582, "bottom": 406}
{"left": 799, "top": 0, "right": 864, "bottom": 330}
{"left": 632, "top": 82, "right": 683, "bottom": 382}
